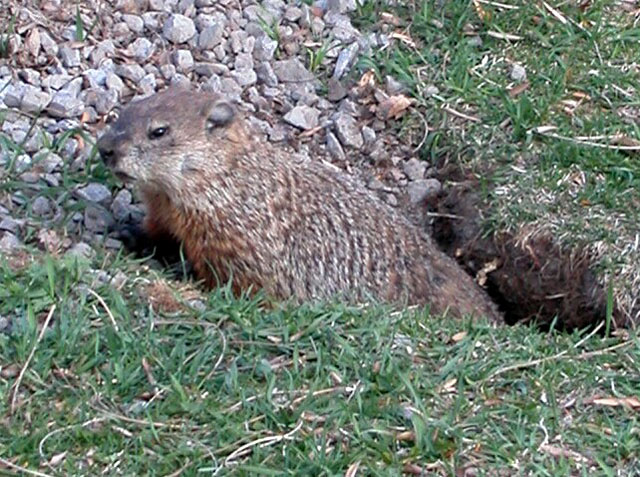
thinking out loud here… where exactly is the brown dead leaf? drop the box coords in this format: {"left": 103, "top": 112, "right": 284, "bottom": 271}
{"left": 508, "top": 81, "right": 530, "bottom": 97}
{"left": 476, "top": 258, "right": 500, "bottom": 287}
{"left": 450, "top": 331, "right": 468, "bottom": 343}
{"left": 47, "top": 451, "right": 68, "bottom": 467}
{"left": 539, "top": 444, "right": 588, "bottom": 462}
{"left": 141, "top": 357, "right": 157, "bottom": 387}
{"left": 143, "top": 279, "right": 201, "bottom": 313}
{"left": 438, "top": 378, "right": 457, "bottom": 394}
{"left": 25, "top": 28, "right": 41, "bottom": 57}
{"left": 380, "top": 12, "right": 401, "bottom": 26}
{"left": 589, "top": 396, "right": 640, "bottom": 409}
{"left": 1, "top": 363, "right": 20, "bottom": 379}
{"left": 358, "top": 69, "right": 376, "bottom": 89}
{"left": 472, "top": 0, "right": 492, "bottom": 21}
{"left": 390, "top": 32, "right": 416, "bottom": 48}
{"left": 578, "top": 0, "right": 592, "bottom": 12}
{"left": 37, "top": 229, "right": 69, "bottom": 255}
{"left": 345, "top": 461, "right": 360, "bottom": 477}
{"left": 572, "top": 91, "right": 591, "bottom": 100}
{"left": 377, "top": 94, "right": 414, "bottom": 120}
{"left": 395, "top": 430, "right": 415, "bottom": 441}
{"left": 610, "top": 135, "right": 640, "bottom": 149}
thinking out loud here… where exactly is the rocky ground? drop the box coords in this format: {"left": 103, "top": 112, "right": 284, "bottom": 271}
{"left": 1, "top": 1, "right": 637, "bottom": 330}
{"left": 0, "top": 0, "right": 442, "bottom": 269}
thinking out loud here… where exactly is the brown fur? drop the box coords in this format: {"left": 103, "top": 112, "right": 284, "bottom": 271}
{"left": 96, "top": 87, "right": 501, "bottom": 321}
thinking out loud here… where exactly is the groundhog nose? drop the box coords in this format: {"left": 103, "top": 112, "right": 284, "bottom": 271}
{"left": 97, "top": 137, "right": 118, "bottom": 167}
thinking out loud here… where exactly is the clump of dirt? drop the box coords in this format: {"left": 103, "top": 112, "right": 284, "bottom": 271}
{"left": 429, "top": 166, "right": 622, "bottom": 330}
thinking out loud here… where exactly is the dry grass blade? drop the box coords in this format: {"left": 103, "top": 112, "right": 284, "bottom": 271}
{"left": 9, "top": 304, "right": 56, "bottom": 414}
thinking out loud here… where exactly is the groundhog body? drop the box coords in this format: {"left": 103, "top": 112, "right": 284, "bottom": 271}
{"left": 97, "top": 87, "right": 500, "bottom": 321}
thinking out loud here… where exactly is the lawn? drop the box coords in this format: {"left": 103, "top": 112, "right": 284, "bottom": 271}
{"left": 2, "top": 1, "right": 640, "bottom": 475}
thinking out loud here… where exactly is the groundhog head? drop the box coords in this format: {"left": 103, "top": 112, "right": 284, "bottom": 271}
{"left": 96, "top": 86, "right": 241, "bottom": 194}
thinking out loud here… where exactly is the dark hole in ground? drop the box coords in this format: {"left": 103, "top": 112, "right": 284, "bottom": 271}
{"left": 428, "top": 165, "right": 623, "bottom": 331}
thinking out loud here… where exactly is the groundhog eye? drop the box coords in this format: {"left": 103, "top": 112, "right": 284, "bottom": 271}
{"left": 149, "top": 126, "right": 168, "bottom": 139}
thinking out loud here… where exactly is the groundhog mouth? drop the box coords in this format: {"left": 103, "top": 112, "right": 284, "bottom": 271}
{"left": 113, "top": 170, "right": 135, "bottom": 182}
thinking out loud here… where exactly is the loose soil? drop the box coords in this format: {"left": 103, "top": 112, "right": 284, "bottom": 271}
{"left": 429, "top": 164, "right": 621, "bottom": 331}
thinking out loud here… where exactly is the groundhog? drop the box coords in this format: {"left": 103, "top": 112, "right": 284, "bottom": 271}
{"left": 96, "top": 87, "right": 501, "bottom": 321}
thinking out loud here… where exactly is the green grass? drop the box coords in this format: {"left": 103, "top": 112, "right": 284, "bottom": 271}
{"left": 1, "top": 250, "right": 639, "bottom": 475}
{"left": 355, "top": 0, "right": 640, "bottom": 322}
{"left": 1, "top": 1, "right": 640, "bottom": 475}
{"left": 357, "top": 0, "right": 640, "bottom": 225}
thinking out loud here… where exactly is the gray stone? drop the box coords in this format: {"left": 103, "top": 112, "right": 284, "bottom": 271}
{"left": 385, "top": 75, "right": 405, "bottom": 95}
{"left": 163, "top": 14, "right": 196, "bottom": 44}
{"left": 142, "top": 12, "right": 161, "bottom": 30}
{"left": 84, "top": 206, "right": 114, "bottom": 233}
{"left": 18, "top": 69, "right": 40, "bottom": 85}
{"left": 115, "top": 63, "right": 146, "bottom": 82}
{"left": 326, "top": 131, "right": 345, "bottom": 160}
{"left": 40, "top": 30, "right": 58, "bottom": 56}
{"left": 311, "top": 17, "right": 325, "bottom": 37}
{"left": 273, "top": 59, "right": 314, "bottom": 82}
{"left": 95, "top": 88, "right": 119, "bottom": 115}
{"left": 403, "top": 158, "right": 427, "bottom": 181}
{"left": 319, "top": 0, "right": 358, "bottom": 13}
{"left": 66, "top": 241, "right": 95, "bottom": 260}
{"left": 511, "top": 63, "right": 527, "bottom": 82}
{"left": 283, "top": 105, "right": 319, "bottom": 130}
{"left": 203, "top": 74, "right": 222, "bottom": 92}
{"left": 0, "top": 232, "right": 21, "bottom": 252}
{"left": 367, "top": 177, "right": 385, "bottom": 191}
{"left": 90, "top": 40, "right": 116, "bottom": 64}
{"left": 84, "top": 69, "right": 107, "bottom": 89}
{"left": 122, "top": 14, "right": 144, "bottom": 33}
{"left": 172, "top": 49, "right": 194, "bottom": 72}
{"left": 407, "top": 178, "right": 442, "bottom": 204}
{"left": 198, "top": 24, "right": 224, "bottom": 50}
{"left": 229, "top": 30, "right": 247, "bottom": 54}
{"left": 230, "top": 69, "right": 257, "bottom": 87}
{"left": 110, "top": 189, "right": 133, "bottom": 222}
{"left": 139, "top": 74, "right": 157, "bottom": 95}
{"left": 424, "top": 85, "right": 440, "bottom": 97}
{"left": 62, "top": 77, "right": 83, "bottom": 98}
{"left": 284, "top": 6, "right": 302, "bottom": 22}
{"left": 328, "top": 14, "right": 359, "bottom": 41}
{"left": 253, "top": 35, "right": 278, "bottom": 61}
{"left": 59, "top": 46, "right": 81, "bottom": 68}
{"left": 194, "top": 62, "right": 228, "bottom": 77}
{"left": 160, "top": 64, "right": 177, "bottom": 80}
{"left": 13, "top": 154, "right": 32, "bottom": 173}
{"left": 220, "top": 77, "right": 243, "bottom": 99}
{"left": 76, "top": 183, "right": 112, "bottom": 205}
{"left": 327, "top": 78, "right": 348, "bottom": 102}
{"left": 333, "top": 42, "right": 359, "bottom": 80}
{"left": 32, "top": 196, "right": 52, "bottom": 217}
{"left": 39, "top": 152, "right": 64, "bottom": 173}
{"left": 0, "top": 218, "right": 22, "bottom": 234}
{"left": 3, "top": 83, "right": 24, "bottom": 108}
{"left": 255, "top": 61, "right": 278, "bottom": 87}
{"left": 234, "top": 52, "right": 254, "bottom": 70}
{"left": 334, "top": 113, "right": 363, "bottom": 149}
{"left": 45, "top": 74, "right": 73, "bottom": 91}
{"left": 361, "top": 126, "right": 376, "bottom": 148}
{"left": 47, "top": 91, "right": 84, "bottom": 118}
{"left": 20, "top": 85, "right": 51, "bottom": 113}
{"left": 129, "top": 37, "right": 154, "bottom": 62}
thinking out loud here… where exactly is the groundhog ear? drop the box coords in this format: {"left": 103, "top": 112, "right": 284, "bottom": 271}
{"left": 204, "top": 100, "right": 235, "bottom": 131}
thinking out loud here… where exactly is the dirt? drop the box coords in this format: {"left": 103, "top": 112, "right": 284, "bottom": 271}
{"left": 429, "top": 164, "right": 622, "bottom": 331}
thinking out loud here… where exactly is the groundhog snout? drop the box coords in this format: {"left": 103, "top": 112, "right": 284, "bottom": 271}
{"left": 97, "top": 132, "right": 124, "bottom": 168}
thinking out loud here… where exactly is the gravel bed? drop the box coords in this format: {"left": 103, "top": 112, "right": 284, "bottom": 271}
{"left": 0, "top": 0, "right": 436, "bottom": 260}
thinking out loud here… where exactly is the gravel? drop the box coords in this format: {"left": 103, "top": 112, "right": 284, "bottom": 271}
{"left": 0, "top": 0, "right": 431, "bottom": 262}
